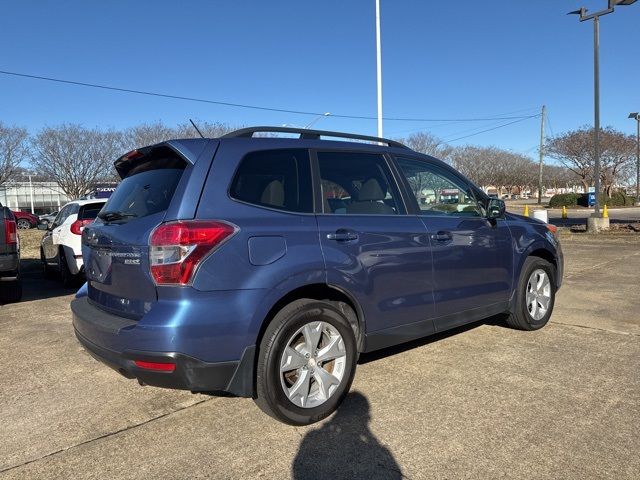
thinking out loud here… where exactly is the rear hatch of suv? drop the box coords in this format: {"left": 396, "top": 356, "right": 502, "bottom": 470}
{"left": 82, "top": 140, "right": 216, "bottom": 319}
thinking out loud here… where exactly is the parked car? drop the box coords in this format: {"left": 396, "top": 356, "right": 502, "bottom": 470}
{"left": 0, "top": 204, "right": 22, "bottom": 303}
{"left": 38, "top": 211, "right": 59, "bottom": 226}
{"left": 39, "top": 199, "right": 107, "bottom": 286}
{"left": 72, "top": 127, "right": 563, "bottom": 425}
{"left": 12, "top": 210, "right": 38, "bottom": 229}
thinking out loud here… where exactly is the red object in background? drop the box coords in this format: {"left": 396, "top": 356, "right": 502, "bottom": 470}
{"left": 11, "top": 210, "right": 39, "bottom": 226}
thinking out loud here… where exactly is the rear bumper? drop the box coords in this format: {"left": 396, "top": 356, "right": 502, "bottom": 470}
{"left": 71, "top": 297, "right": 255, "bottom": 396}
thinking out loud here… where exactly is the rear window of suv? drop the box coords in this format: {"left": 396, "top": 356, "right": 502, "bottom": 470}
{"left": 101, "top": 148, "right": 187, "bottom": 220}
{"left": 230, "top": 149, "right": 313, "bottom": 213}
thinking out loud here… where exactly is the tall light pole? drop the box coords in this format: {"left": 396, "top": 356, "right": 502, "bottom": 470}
{"left": 569, "top": 0, "right": 637, "bottom": 217}
{"left": 375, "top": 0, "right": 383, "bottom": 138}
{"left": 629, "top": 112, "right": 640, "bottom": 205}
{"left": 28, "top": 173, "right": 35, "bottom": 214}
{"left": 537, "top": 105, "right": 546, "bottom": 205}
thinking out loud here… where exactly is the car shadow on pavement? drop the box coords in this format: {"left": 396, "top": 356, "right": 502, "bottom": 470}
{"left": 292, "top": 391, "right": 403, "bottom": 480}
{"left": 19, "top": 259, "right": 80, "bottom": 302}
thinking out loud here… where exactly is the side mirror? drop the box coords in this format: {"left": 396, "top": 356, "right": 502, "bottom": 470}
{"left": 37, "top": 223, "right": 49, "bottom": 231}
{"left": 487, "top": 198, "right": 506, "bottom": 219}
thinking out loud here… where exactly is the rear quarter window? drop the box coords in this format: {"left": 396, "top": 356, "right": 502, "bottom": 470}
{"left": 229, "top": 149, "right": 313, "bottom": 213}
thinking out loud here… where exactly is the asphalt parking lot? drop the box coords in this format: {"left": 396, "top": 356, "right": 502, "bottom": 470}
{"left": 1, "top": 232, "right": 639, "bottom": 479}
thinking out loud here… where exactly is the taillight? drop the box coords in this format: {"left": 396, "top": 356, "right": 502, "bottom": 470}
{"left": 70, "top": 219, "right": 93, "bottom": 235}
{"left": 149, "top": 220, "right": 237, "bottom": 286}
{"left": 4, "top": 219, "right": 17, "bottom": 245}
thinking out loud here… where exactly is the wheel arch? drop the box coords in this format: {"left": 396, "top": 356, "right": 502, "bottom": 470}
{"left": 528, "top": 248, "right": 557, "bottom": 270}
{"left": 256, "top": 283, "right": 365, "bottom": 355}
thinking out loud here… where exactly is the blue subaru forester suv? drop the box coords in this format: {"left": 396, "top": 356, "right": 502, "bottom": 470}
{"left": 72, "top": 127, "right": 563, "bottom": 425}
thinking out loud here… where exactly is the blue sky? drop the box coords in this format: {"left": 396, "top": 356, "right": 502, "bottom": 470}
{"left": 1, "top": 0, "right": 638, "bottom": 158}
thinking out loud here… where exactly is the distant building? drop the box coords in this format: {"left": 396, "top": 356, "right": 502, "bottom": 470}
{"left": 0, "top": 181, "right": 69, "bottom": 215}
{"left": 0, "top": 180, "right": 118, "bottom": 214}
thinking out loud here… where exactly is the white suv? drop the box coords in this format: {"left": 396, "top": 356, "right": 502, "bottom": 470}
{"left": 40, "top": 199, "right": 107, "bottom": 286}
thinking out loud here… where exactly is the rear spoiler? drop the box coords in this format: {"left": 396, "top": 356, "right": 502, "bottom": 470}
{"left": 113, "top": 139, "right": 210, "bottom": 179}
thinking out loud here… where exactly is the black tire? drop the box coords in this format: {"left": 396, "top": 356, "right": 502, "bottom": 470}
{"left": 254, "top": 299, "right": 358, "bottom": 426}
{"left": 0, "top": 279, "right": 23, "bottom": 304}
{"left": 16, "top": 219, "right": 31, "bottom": 230}
{"left": 59, "top": 249, "right": 75, "bottom": 288}
{"left": 505, "top": 256, "right": 556, "bottom": 331}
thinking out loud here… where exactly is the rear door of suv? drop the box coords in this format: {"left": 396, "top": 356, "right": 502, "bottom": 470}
{"left": 313, "top": 150, "right": 435, "bottom": 345}
{"left": 81, "top": 140, "right": 216, "bottom": 319}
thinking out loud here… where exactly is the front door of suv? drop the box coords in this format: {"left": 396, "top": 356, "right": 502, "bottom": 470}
{"left": 313, "top": 150, "right": 435, "bottom": 342}
{"left": 395, "top": 156, "right": 513, "bottom": 331}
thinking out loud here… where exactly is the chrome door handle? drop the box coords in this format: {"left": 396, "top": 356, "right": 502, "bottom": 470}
{"left": 327, "top": 231, "right": 359, "bottom": 241}
{"left": 433, "top": 231, "right": 453, "bottom": 242}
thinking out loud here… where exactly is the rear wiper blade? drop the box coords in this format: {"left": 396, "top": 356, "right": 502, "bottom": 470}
{"left": 98, "top": 211, "right": 137, "bottom": 222}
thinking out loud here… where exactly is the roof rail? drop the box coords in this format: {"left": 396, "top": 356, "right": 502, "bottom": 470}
{"left": 220, "top": 126, "right": 408, "bottom": 149}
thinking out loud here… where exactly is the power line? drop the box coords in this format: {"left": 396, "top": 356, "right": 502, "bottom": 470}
{"left": 442, "top": 117, "right": 522, "bottom": 140}
{"left": 385, "top": 107, "right": 541, "bottom": 136}
{"left": 0, "top": 69, "right": 535, "bottom": 123}
{"left": 446, "top": 115, "right": 540, "bottom": 143}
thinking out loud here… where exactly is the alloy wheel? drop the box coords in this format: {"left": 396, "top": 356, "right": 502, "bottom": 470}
{"left": 526, "top": 269, "right": 552, "bottom": 321}
{"left": 279, "top": 321, "right": 347, "bottom": 409}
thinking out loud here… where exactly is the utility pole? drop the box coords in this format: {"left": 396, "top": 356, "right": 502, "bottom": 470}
{"left": 537, "top": 105, "right": 546, "bottom": 205}
{"left": 375, "top": 0, "right": 383, "bottom": 138}
{"left": 630, "top": 112, "right": 640, "bottom": 205}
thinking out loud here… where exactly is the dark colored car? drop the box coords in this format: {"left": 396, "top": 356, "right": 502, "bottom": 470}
{"left": 38, "top": 211, "right": 59, "bottom": 226}
{"left": 72, "top": 127, "right": 563, "bottom": 425}
{"left": 0, "top": 204, "right": 22, "bottom": 303}
{"left": 12, "top": 210, "right": 38, "bottom": 229}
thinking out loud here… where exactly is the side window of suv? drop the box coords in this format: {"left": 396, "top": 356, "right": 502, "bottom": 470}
{"left": 317, "top": 152, "right": 403, "bottom": 215}
{"left": 53, "top": 204, "right": 77, "bottom": 227}
{"left": 396, "top": 157, "right": 481, "bottom": 217}
{"left": 230, "top": 149, "right": 313, "bottom": 213}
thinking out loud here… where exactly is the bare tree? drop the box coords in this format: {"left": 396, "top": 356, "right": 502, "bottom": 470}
{"left": 544, "top": 164, "right": 578, "bottom": 192}
{"left": 599, "top": 129, "right": 636, "bottom": 196}
{"left": 124, "top": 121, "right": 178, "bottom": 149}
{"left": 30, "top": 124, "right": 124, "bottom": 199}
{"left": 546, "top": 126, "right": 635, "bottom": 195}
{"left": 175, "top": 120, "right": 235, "bottom": 139}
{"left": 124, "top": 120, "right": 236, "bottom": 150}
{"left": 0, "top": 122, "right": 29, "bottom": 186}
{"left": 546, "top": 128, "right": 593, "bottom": 192}
{"left": 397, "top": 132, "right": 452, "bottom": 160}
